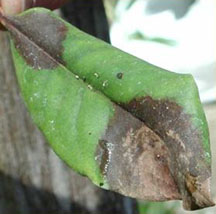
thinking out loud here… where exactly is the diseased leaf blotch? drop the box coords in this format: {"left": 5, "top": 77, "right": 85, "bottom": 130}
{"left": 96, "top": 105, "right": 181, "bottom": 201}
{"left": 3, "top": 11, "right": 67, "bottom": 69}
{"left": 122, "top": 96, "right": 213, "bottom": 209}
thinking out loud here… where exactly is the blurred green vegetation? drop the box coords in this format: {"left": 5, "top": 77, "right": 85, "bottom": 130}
{"left": 129, "top": 31, "right": 177, "bottom": 46}
{"left": 138, "top": 201, "right": 179, "bottom": 214}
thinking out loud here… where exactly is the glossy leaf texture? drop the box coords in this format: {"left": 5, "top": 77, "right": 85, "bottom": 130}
{"left": 0, "top": 8, "right": 214, "bottom": 210}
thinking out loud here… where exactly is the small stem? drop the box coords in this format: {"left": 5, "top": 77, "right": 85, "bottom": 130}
{"left": 0, "top": 0, "right": 68, "bottom": 15}
{"left": 31, "top": 0, "right": 69, "bottom": 10}
{"left": 0, "top": 9, "right": 6, "bottom": 26}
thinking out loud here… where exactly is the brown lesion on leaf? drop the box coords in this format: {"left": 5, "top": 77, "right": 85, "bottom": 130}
{"left": 184, "top": 173, "right": 214, "bottom": 210}
{"left": 1, "top": 11, "right": 67, "bottom": 69}
{"left": 121, "top": 96, "right": 214, "bottom": 210}
{"left": 96, "top": 96, "right": 214, "bottom": 210}
{"left": 96, "top": 105, "right": 181, "bottom": 202}
{"left": 96, "top": 140, "right": 110, "bottom": 177}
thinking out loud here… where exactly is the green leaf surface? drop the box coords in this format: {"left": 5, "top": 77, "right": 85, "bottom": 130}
{"left": 0, "top": 8, "right": 214, "bottom": 210}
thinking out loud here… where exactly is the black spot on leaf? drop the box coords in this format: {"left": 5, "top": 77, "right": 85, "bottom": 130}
{"left": 116, "top": 72, "right": 123, "bottom": 79}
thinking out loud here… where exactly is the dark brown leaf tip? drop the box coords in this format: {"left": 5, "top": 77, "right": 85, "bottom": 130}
{"left": 122, "top": 96, "right": 214, "bottom": 210}
{"left": 96, "top": 105, "right": 181, "bottom": 201}
{"left": 96, "top": 96, "right": 214, "bottom": 210}
{"left": 184, "top": 174, "right": 215, "bottom": 210}
{"left": 6, "top": 11, "right": 68, "bottom": 69}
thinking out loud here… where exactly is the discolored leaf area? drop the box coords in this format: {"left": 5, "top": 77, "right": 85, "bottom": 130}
{"left": 0, "top": 8, "right": 214, "bottom": 210}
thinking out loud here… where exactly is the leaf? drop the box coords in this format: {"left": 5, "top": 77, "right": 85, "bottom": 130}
{"left": 0, "top": 8, "right": 214, "bottom": 210}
